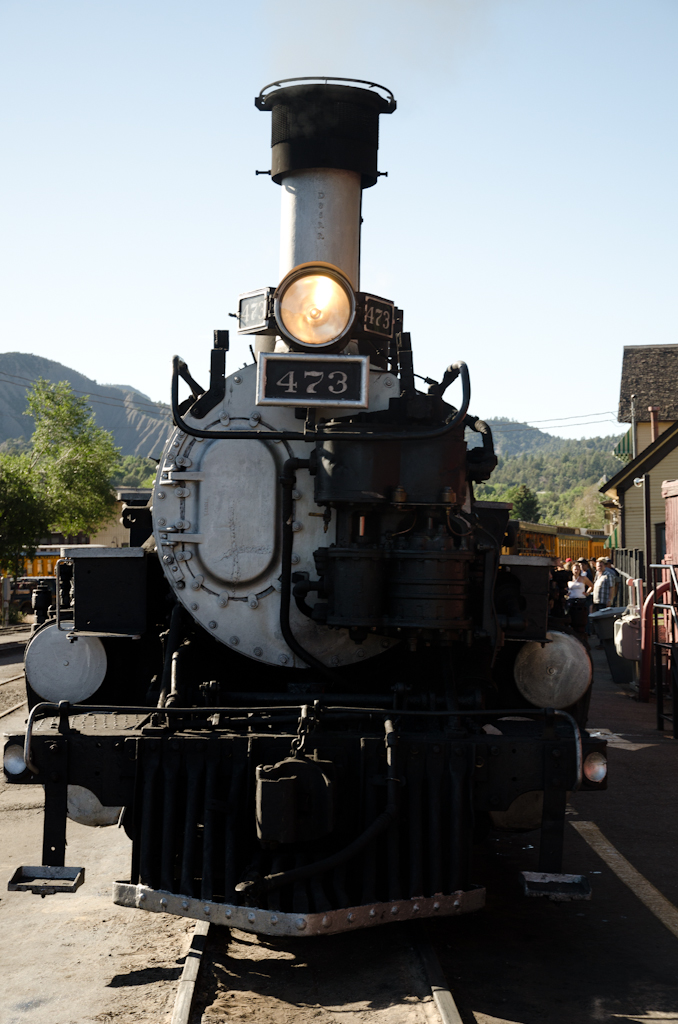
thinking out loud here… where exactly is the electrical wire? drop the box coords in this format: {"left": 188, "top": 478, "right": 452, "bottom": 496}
{"left": 483, "top": 420, "right": 621, "bottom": 434}
{"left": 0, "top": 368, "right": 169, "bottom": 414}
{"left": 0, "top": 370, "right": 170, "bottom": 418}
{"left": 0, "top": 366, "right": 621, "bottom": 435}
{"left": 520, "top": 411, "right": 617, "bottom": 424}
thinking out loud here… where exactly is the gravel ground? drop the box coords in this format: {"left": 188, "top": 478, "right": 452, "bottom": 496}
{"left": 0, "top": 648, "right": 27, "bottom": 716}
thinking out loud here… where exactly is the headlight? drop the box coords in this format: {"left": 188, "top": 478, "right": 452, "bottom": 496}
{"left": 4, "top": 744, "right": 27, "bottom": 775}
{"left": 274, "top": 262, "right": 356, "bottom": 350}
{"left": 583, "top": 751, "right": 607, "bottom": 783}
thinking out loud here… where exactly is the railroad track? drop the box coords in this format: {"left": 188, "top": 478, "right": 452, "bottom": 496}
{"left": 174, "top": 919, "right": 463, "bottom": 1024}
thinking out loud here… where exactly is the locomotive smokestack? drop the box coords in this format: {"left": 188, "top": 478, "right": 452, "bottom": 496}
{"left": 256, "top": 78, "right": 396, "bottom": 290}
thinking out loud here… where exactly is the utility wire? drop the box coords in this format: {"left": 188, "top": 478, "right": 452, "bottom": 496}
{"left": 0, "top": 367, "right": 620, "bottom": 435}
{"left": 486, "top": 419, "right": 620, "bottom": 434}
{"left": 0, "top": 368, "right": 169, "bottom": 414}
{"left": 520, "top": 411, "right": 617, "bottom": 424}
{"left": 0, "top": 370, "right": 170, "bottom": 418}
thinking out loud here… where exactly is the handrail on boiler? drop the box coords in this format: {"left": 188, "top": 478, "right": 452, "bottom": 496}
{"left": 170, "top": 357, "right": 471, "bottom": 443}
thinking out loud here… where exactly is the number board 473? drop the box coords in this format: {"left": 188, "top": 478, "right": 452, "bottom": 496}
{"left": 237, "top": 287, "right": 274, "bottom": 335}
{"left": 358, "top": 294, "right": 395, "bottom": 340}
{"left": 256, "top": 354, "right": 369, "bottom": 409}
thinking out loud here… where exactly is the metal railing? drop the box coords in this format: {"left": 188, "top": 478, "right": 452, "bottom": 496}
{"left": 649, "top": 563, "right": 678, "bottom": 736}
{"left": 613, "top": 548, "right": 645, "bottom": 584}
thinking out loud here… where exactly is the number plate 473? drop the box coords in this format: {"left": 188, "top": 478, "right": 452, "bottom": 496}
{"left": 256, "top": 354, "right": 369, "bottom": 409}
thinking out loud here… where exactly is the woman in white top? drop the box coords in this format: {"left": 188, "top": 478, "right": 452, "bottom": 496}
{"left": 567, "top": 562, "right": 593, "bottom": 600}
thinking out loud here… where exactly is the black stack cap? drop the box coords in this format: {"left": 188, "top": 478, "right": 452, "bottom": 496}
{"left": 256, "top": 79, "right": 396, "bottom": 188}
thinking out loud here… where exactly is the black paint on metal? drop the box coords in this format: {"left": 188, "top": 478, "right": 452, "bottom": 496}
{"left": 255, "top": 80, "right": 395, "bottom": 189}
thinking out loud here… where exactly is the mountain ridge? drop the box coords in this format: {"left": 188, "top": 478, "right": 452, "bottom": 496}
{"left": 0, "top": 352, "right": 171, "bottom": 458}
{"left": 0, "top": 352, "right": 622, "bottom": 465}
{"left": 469, "top": 418, "right": 620, "bottom": 459}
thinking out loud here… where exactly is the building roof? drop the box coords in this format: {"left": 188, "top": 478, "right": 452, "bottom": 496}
{"left": 601, "top": 418, "right": 678, "bottom": 495}
{"left": 115, "top": 488, "right": 152, "bottom": 502}
{"left": 618, "top": 345, "right": 678, "bottom": 423}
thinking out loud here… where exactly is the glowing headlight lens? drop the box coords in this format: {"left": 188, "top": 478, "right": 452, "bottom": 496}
{"left": 583, "top": 751, "right": 607, "bottom": 783}
{"left": 275, "top": 265, "right": 355, "bottom": 348}
{"left": 3, "top": 744, "right": 27, "bottom": 775}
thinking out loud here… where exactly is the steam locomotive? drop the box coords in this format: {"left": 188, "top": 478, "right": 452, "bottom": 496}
{"left": 4, "top": 79, "right": 607, "bottom": 935}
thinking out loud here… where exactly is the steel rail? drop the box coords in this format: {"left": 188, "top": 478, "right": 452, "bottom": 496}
{"left": 0, "top": 700, "right": 26, "bottom": 720}
{"left": 170, "top": 914, "right": 462, "bottom": 1024}
{"left": 414, "top": 928, "right": 464, "bottom": 1024}
{"left": 170, "top": 921, "right": 210, "bottom": 1024}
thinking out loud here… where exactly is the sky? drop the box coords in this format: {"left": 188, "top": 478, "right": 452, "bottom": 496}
{"left": 1, "top": 0, "right": 676, "bottom": 439}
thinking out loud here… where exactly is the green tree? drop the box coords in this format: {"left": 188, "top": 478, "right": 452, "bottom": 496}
{"left": 525, "top": 484, "right": 605, "bottom": 529}
{"left": 110, "top": 455, "right": 157, "bottom": 489}
{"left": 0, "top": 454, "right": 51, "bottom": 575}
{"left": 506, "top": 484, "right": 541, "bottom": 523}
{"left": 26, "top": 380, "right": 121, "bottom": 536}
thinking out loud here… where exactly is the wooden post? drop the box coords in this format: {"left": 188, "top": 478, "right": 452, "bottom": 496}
{"left": 644, "top": 473, "right": 652, "bottom": 583}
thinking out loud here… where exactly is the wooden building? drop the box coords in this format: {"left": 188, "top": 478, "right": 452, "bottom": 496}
{"left": 613, "top": 345, "right": 678, "bottom": 460}
{"left": 601, "top": 345, "right": 678, "bottom": 569}
{"left": 87, "top": 488, "right": 152, "bottom": 548}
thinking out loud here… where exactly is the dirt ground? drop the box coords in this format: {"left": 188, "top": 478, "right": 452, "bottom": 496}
{"left": 190, "top": 926, "right": 439, "bottom": 1024}
{"left": 0, "top": 695, "right": 193, "bottom": 1024}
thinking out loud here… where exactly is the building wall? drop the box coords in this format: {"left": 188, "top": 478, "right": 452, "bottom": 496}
{"left": 621, "top": 447, "right": 678, "bottom": 562}
{"left": 637, "top": 421, "right": 674, "bottom": 455}
{"left": 88, "top": 502, "right": 128, "bottom": 548}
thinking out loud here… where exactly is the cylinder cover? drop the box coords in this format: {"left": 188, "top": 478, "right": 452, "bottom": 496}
{"left": 25, "top": 623, "right": 107, "bottom": 703}
{"left": 513, "top": 631, "right": 591, "bottom": 709}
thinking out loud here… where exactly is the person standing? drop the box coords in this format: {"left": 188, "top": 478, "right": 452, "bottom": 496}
{"left": 577, "top": 557, "right": 594, "bottom": 580}
{"left": 592, "top": 558, "right": 615, "bottom": 613}
{"left": 551, "top": 559, "right": 573, "bottom": 619}
{"left": 601, "top": 556, "right": 620, "bottom": 604}
{"left": 567, "top": 562, "right": 593, "bottom": 633}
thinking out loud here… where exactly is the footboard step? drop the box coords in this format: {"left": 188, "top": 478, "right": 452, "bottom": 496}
{"left": 8, "top": 865, "right": 85, "bottom": 896}
{"left": 521, "top": 871, "right": 592, "bottom": 901}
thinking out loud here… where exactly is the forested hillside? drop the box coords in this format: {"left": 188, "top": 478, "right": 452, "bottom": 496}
{"left": 0, "top": 354, "right": 622, "bottom": 526}
{"left": 481, "top": 419, "right": 587, "bottom": 456}
{"left": 467, "top": 419, "right": 620, "bottom": 461}
{"left": 478, "top": 442, "right": 619, "bottom": 492}
{"left": 473, "top": 425, "right": 622, "bottom": 529}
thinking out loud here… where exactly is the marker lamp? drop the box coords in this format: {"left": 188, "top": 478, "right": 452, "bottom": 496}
{"left": 274, "top": 262, "right": 356, "bottom": 351}
{"left": 4, "top": 744, "right": 27, "bottom": 775}
{"left": 583, "top": 751, "right": 607, "bottom": 783}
